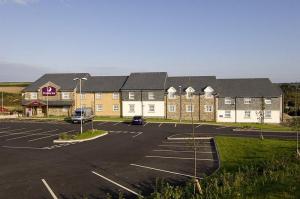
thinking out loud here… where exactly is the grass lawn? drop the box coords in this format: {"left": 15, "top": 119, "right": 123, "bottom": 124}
{"left": 218, "top": 122, "right": 294, "bottom": 132}
{"left": 59, "top": 129, "right": 106, "bottom": 140}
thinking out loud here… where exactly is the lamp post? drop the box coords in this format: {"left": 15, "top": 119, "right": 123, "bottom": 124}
{"left": 73, "top": 77, "right": 87, "bottom": 134}
{"left": 295, "top": 85, "right": 299, "bottom": 157}
{"left": 179, "top": 85, "right": 182, "bottom": 123}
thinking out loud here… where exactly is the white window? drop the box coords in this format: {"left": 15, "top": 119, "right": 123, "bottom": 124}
{"left": 225, "top": 110, "right": 231, "bottom": 118}
{"left": 129, "top": 92, "right": 135, "bottom": 100}
{"left": 113, "top": 104, "right": 119, "bottom": 111}
{"left": 112, "top": 93, "right": 119, "bottom": 100}
{"left": 96, "top": 104, "right": 103, "bottom": 112}
{"left": 80, "top": 94, "right": 85, "bottom": 99}
{"left": 61, "top": 92, "right": 70, "bottom": 100}
{"left": 168, "top": 92, "right": 176, "bottom": 99}
{"left": 244, "top": 98, "right": 251, "bottom": 104}
{"left": 129, "top": 104, "right": 135, "bottom": 113}
{"left": 244, "top": 110, "right": 251, "bottom": 119}
{"left": 168, "top": 105, "right": 176, "bottom": 112}
{"left": 148, "top": 92, "right": 155, "bottom": 100}
{"left": 204, "top": 105, "right": 213, "bottom": 112}
{"left": 95, "top": 93, "right": 102, "bottom": 99}
{"left": 265, "top": 110, "right": 272, "bottom": 118}
{"left": 186, "top": 105, "right": 194, "bottom": 112}
{"left": 62, "top": 106, "right": 69, "bottom": 112}
{"left": 30, "top": 92, "right": 37, "bottom": 99}
{"left": 186, "top": 92, "right": 193, "bottom": 99}
{"left": 225, "top": 97, "right": 232, "bottom": 105}
{"left": 265, "top": 98, "right": 272, "bottom": 104}
{"left": 148, "top": 104, "right": 155, "bottom": 112}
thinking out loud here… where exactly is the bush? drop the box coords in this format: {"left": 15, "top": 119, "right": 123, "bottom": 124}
{"left": 59, "top": 132, "right": 74, "bottom": 140}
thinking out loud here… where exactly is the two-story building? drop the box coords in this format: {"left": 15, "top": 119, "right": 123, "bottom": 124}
{"left": 121, "top": 72, "right": 167, "bottom": 118}
{"left": 216, "top": 78, "right": 283, "bottom": 123}
{"left": 22, "top": 73, "right": 90, "bottom": 116}
{"left": 74, "top": 76, "right": 128, "bottom": 117}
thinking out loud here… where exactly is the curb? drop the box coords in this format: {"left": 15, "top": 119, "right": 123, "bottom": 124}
{"left": 53, "top": 132, "right": 108, "bottom": 143}
{"left": 233, "top": 128, "right": 295, "bottom": 133}
{"left": 167, "top": 136, "right": 213, "bottom": 140}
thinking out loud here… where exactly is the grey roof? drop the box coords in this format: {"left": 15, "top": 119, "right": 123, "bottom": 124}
{"left": 23, "top": 73, "right": 90, "bottom": 92}
{"left": 81, "top": 76, "right": 128, "bottom": 92}
{"left": 121, "top": 72, "right": 168, "bottom": 90}
{"left": 166, "top": 76, "right": 217, "bottom": 94}
{"left": 216, "top": 78, "right": 282, "bottom": 97}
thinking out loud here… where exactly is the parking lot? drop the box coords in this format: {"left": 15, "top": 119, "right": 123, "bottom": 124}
{"left": 0, "top": 119, "right": 297, "bottom": 198}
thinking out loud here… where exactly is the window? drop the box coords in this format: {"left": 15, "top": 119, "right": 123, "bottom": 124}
{"left": 148, "top": 104, "right": 155, "bottom": 112}
{"left": 62, "top": 92, "right": 70, "bottom": 100}
{"left": 186, "top": 92, "right": 193, "bottom": 99}
{"left": 168, "top": 92, "right": 176, "bottom": 99}
{"left": 168, "top": 105, "right": 176, "bottom": 112}
{"left": 80, "top": 94, "right": 85, "bottom": 99}
{"left": 265, "top": 98, "right": 272, "bottom": 104}
{"left": 205, "top": 92, "right": 213, "bottom": 98}
{"left": 186, "top": 105, "right": 194, "bottom": 112}
{"left": 95, "top": 93, "right": 102, "bottom": 99}
{"left": 244, "top": 98, "right": 251, "bottom": 104}
{"left": 225, "top": 110, "right": 231, "bottom": 118}
{"left": 113, "top": 92, "right": 119, "bottom": 100}
{"left": 129, "top": 92, "right": 135, "bottom": 100}
{"left": 265, "top": 110, "right": 272, "bottom": 118}
{"left": 30, "top": 92, "right": 37, "bottom": 99}
{"left": 244, "top": 110, "right": 251, "bottom": 119}
{"left": 225, "top": 97, "right": 232, "bottom": 105}
{"left": 148, "top": 92, "right": 155, "bottom": 100}
{"left": 62, "top": 106, "right": 69, "bottom": 112}
{"left": 96, "top": 104, "right": 103, "bottom": 112}
{"left": 204, "top": 105, "right": 213, "bottom": 112}
{"left": 113, "top": 104, "right": 119, "bottom": 111}
{"left": 129, "top": 104, "right": 135, "bottom": 113}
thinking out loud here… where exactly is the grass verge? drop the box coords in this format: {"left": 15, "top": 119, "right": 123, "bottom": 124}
{"left": 59, "top": 129, "right": 106, "bottom": 140}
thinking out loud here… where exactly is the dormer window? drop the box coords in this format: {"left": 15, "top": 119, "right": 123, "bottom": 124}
{"left": 185, "top": 87, "right": 195, "bottom": 99}
{"left": 167, "top": 87, "right": 177, "bottom": 99}
{"left": 204, "top": 86, "right": 214, "bottom": 98}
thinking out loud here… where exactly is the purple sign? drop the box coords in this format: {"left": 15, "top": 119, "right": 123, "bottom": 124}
{"left": 42, "top": 86, "right": 57, "bottom": 96}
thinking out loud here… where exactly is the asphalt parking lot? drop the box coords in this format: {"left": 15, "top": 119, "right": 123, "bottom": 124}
{"left": 0, "top": 119, "right": 297, "bottom": 198}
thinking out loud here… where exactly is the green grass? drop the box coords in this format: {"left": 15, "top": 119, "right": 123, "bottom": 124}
{"left": 217, "top": 122, "right": 294, "bottom": 132}
{"left": 59, "top": 129, "right": 106, "bottom": 140}
{"left": 0, "top": 82, "right": 31, "bottom": 87}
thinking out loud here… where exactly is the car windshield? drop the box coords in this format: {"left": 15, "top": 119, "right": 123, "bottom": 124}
{"left": 133, "top": 116, "right": 141, "bottom": 120}
{"left": 75, "top": 111, "right": 83, "bottom": 116}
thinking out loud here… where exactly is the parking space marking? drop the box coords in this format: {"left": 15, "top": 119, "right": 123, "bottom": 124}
{"left": 41, "top": 179, "right": 58, "bottom": 199}
{"left": 0, "top": 128, "right": 27, "bottom": 134}
{"left": 113, "top": 122, "right": 121, "bottom": 126}
{"left": 153, "top": 149, "right": 215, "bottom": 154}
{"left": 158, "top": 144, "right": 212, "bottom": 148}
{"left": 132, "top": 132, "right": 143, "bottom": 138}
{"left": 143, "top": 122, "right": 149, "bottom": 127}
{"left": 174, "top": 123, "right": 177, "bottom": 127}
{"left": 130, "top": 164, "right": 202, "bottom": 179}
{"left": 195, "top": 124, "right": 202, "bottom": 128}
{"left": 216, "top": 126, "right": 229, "bottom": 129}
{"left": 158, "top": 123, "right": 163, "bottom": 127}
{"left": 91, "top": 171, "right": 143, "bottom": 198}
{"left": 6, "top": 129, "right": 59, "bottom": 141}
{"left": 97, "top": 122, "right": 108, "bottom": 126}
{"left": 28, "top": 130, "right": 75, "bottom": 142}
{"left": 145, "top": 155, "right": 216, "bottom": 161}
{"left": 0, "top": 128, "right": 42, "bottom": 138}
{"left": 2, "top": 145, "right": 49, "bottom": 150}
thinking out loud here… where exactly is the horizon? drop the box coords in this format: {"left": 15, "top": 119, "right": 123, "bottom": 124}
{"left": 0, "top": 0, "right": 299, "bottom": 83}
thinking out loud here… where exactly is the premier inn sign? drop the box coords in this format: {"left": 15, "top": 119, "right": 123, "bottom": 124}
{"left": 42, "top": 86, "right": 57, "bottom": 96}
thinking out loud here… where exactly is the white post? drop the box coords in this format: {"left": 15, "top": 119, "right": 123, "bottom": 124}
{"left": 46, "top": 84, "right": 49, "bottom": 117}
{"left": 80, "top": 79, "right": 83, "bottom": 134}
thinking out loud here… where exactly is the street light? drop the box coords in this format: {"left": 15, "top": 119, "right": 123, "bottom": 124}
{"left": 73, "top": 77, "right": 87, "bottom": 134}
{"left": 179, "top": 85, "right": 182, "bottom": 123}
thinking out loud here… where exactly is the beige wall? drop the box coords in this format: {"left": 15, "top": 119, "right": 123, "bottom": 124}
{"left": 75, "top": 92, "right": 122, "bottom": 117}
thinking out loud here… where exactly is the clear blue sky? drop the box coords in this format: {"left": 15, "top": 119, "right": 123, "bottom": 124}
{"left": 0, "top": 0, "right": 299, "bottom": 82}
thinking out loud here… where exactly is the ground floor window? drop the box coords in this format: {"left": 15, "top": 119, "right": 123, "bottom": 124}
{"left": 244, "top": 110, "right": 251, "bottom": 118}
{"left": 129, "top": 104, "right": 135, "bottom": 113}
{"left": 148, "top": 104, "right": 155, "bottom": 113}
{"left": 168, "top": 105, "right": 176, "bottom": 112}
{"left": 62, "top": 106, "right": 69, "bottom": 112}
{"left": 265, "top": 110, "right": 272, "bottom": 118}
{"left": 96, "top": 104, "right": 103, "bottom": 112}
{"left": 113, "top": 104, "right": 119, "bottom": 111}
{"left": 204, "top": 105, "right": 213, "bottom": 112}
{"left": 186, "top": 105, "right": 194, "bottom": 112}
{"left": 225, "top": 110, "right": 231, "bottom": 118}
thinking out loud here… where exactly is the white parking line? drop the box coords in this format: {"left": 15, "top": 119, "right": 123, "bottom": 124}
{"left": 146, "top": 155, "right": 216, "bottom": 161}
{"left": 158, "top": 144, "right": 212, "bottom": 148}
{"left": 158, "top": 123, "right": 163, "bottom": 127}
{"left": 28, "top": 130, "right": 75, "bottom": 142}
{"left": 174, "top": 123, "right": 177, "bottom": 127}
{"left": 91, "top": 171, "right": 143, "bottom": 198}
{"left": 0, "top": 128, "right": 27, "bottom": 134}
{"left": 2, "top": 145, "right": 48, "bottom": 150}
{"left": 216, "top": 126, "right": 228, "bottom": 129}
{"left": 98, "top": 122, "right": 107, "bottom": 125}
{"left": 132, "top": 132, "right": 143, "bottom": 138}
{"left": 0, "top": 129, "right": 42, "bottom": 138}
{"left": 6, "top": 129, "right": 59, "bottom": 141}
{"left": 153, "top": 149, "right": 215, "bottom": 154}
{"left": 41, "top": 179, "right": 58, "bottom": 199}
{"left": 130, "top": 163, "right": 202, "bottom": 179}
{"left": 195, "top": 124, "right": 202, "bottom": 128}
{"left": 113, "top": 122, "right": 121, "bottom": 126}
{"left": 143, "top": 122, "right": 149, "bottom": 127}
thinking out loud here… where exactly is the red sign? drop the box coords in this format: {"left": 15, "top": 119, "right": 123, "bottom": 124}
{"left": 42, "top": 86, "right": 56, "bottom": 96}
